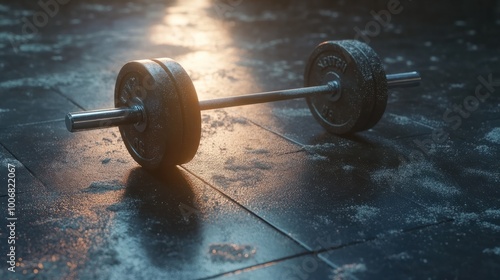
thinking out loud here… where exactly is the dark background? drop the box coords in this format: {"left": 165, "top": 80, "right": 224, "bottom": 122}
{"left": 0, "top": 0, "right": 499, "bottom": 279}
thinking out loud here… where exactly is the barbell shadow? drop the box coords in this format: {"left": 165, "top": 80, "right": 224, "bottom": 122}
{"left": 122, "top": 167, "right": 201, "bottom": 268}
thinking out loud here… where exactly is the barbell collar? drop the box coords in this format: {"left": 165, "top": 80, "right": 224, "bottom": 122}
{"left": 66, "top": 106, "right": 143, "bottom": 132}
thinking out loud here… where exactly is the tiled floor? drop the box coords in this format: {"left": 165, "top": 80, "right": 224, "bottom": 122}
{"left": 0, "top": 0, "right": 499, "bottom": 279}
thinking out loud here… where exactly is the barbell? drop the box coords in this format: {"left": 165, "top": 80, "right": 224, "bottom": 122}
{"left": 65, "top": 40, "right": 421, "bottom": 170}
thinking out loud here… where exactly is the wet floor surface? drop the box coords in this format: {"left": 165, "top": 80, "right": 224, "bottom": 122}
{"left": 0, "top": 0, "right": 499, "bottom": 279}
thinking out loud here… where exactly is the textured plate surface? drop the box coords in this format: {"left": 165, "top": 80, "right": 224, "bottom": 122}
{"left": 115, "top": 60, "right": 185, "bottom": 169}
{"left": 351, "top": 40, "right": 388, "bottom": 131}
{"left": 305, "top": 40, "right": 376, "bottom": 134}
{"left": 154, "top": 58, "right": 202, "bottom": 166}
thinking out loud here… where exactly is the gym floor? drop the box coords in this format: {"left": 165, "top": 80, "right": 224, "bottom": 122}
{"left": 1, "top": 0, "right": 499, "bottom": 279}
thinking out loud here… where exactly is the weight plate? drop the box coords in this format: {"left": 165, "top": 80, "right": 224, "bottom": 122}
{"left": 115, "top": 59, "right": 185, "bottom": 170}
{"left": 305, "top": 40, "right": 376, "bottom": 134}
{"left": 338, "top": 40, "right": 379, "bottom": 131}
{"left": 351, "top": 41, "right": 388, "bottom": 131}
{"left": 153, "top": 58, "right": 201, "bottom": 166}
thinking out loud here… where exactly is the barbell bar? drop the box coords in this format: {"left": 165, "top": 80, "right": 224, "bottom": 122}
{"left": 64, "top": 40, "right": 422, "bottom": 170}
{"left": 66, "top": 72, "right": 419, "bottom": 132}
